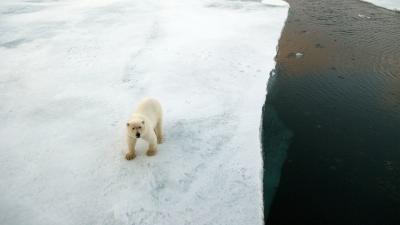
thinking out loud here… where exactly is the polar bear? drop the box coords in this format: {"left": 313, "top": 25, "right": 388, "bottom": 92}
{"left": 125, "top": 98, "right": 163, "bottom": 160}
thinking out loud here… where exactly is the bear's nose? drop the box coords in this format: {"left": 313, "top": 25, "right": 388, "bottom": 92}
{"left": 136, "top": 133, "right": 140, "bottom": 138}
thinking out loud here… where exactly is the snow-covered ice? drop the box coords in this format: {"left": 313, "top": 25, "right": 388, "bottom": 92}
{"left": 361, "top": 0, "right": 400, "bottom": 11}
{"left": 261, "top": 0, "right": 289, "bottom": 7}
{"left": 295, "top": 52, "right": 304, "bottom": 58}
{"left": 358, "top": 14, "right": 371, "bottom": 19}
{"left": 0, "top": 0, "right": 288, "bottom": 224}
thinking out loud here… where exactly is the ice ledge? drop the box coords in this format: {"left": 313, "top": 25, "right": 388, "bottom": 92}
{"left": 361, "top": 0, "right": 400, "bottom": 11}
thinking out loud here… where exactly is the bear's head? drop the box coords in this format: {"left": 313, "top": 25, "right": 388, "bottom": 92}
{"left": 126, "top": 119, "right": 146, "bottom": 138}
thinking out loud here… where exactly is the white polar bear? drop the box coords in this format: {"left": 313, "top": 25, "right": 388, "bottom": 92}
{"left": 125, "top": 98, "right": 163, "bottom": 160}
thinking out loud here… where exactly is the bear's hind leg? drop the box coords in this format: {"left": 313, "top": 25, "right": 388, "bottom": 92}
{"left": 155, "top": 117, "right": 163, "bottom": 144}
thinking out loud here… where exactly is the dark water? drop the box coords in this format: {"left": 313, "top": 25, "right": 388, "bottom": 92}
{"left": 262, "top": 0, "right": 400, "bottom": 224}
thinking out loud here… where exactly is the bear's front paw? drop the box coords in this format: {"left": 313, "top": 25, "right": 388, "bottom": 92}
{"left": 125, "top": 152, "right": 136, "bottom": 160}
{"left": 146, "top": 150, "right": 157, "bottom": 156}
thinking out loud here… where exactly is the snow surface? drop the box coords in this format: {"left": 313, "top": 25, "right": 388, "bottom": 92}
{"left": 361, "top": 0, "right": 400, "bottom": 11}
{"left": 0, "top": 0, "right": 288, "bottom": 224}
{"left": 261, "top": 0, "right": 289, "bottom": 7}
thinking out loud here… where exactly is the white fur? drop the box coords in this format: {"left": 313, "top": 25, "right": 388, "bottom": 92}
{"left": 125, "top": 98, "right": 163, "bottom": 160}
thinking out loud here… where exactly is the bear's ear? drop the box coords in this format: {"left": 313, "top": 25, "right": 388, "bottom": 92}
{"left": 126, "top": 122, "right": 130, "bottom": 127}
{"left": 141, "top": 120, "right": 145, "bottom": 124}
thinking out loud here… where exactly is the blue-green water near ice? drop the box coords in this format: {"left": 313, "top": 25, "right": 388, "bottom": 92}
{"left": 262, "top": 0, "right": 400, "bottom": 224}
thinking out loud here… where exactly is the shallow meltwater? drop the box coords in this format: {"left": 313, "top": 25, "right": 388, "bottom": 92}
{"left": 262, "top": 0, "right": 400, "bottom": 224}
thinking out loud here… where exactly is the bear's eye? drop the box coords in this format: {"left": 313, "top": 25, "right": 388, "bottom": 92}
{"left": 138, "top": 126, "right": 141, "bottom": 129}
{"left": 132, "top": 128, "right": 135, "bottom": 130}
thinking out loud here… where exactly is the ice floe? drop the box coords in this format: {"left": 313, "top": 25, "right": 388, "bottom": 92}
{"left": 0, "top": 0, "right": 288, "bottom": 224}
{"left": 361, "top": 0, "right": 400, "bottom": 11}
